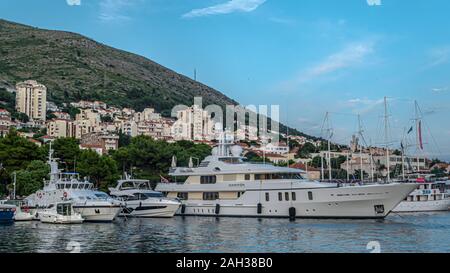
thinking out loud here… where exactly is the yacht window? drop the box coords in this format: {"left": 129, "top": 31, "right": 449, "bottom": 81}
{"left": 245, "top": 174, "right": 250, "bottom": 180}
{"left": 95, "top": 193, "right": 109, "bottom": 200}
{"left": 285, "top": 192, "right": 290, "bottom": 201}
{"left": 177, "top": 192, "right": 188, "bottom": 200}
{"left": 65, "top": 184, "right": 71, "bottom": 189}
{"left": 72, "top": 184, "right": 78, "bottom": 189}
{"left": 278, "top": 192, "right": 282, "bottom": 201}
{"left": 292, "top": 192, "right": 296, "bottom": 201}
{"left": 265, "top": 193, "right": 270, "bottom": 202}
{"left": 200, "top": 176, "right": 217, "bottom": 184}
{"left": 203, "top": 192, "right": 219, "bottom": 201}
{"left": 308, "top": 191, "right": 313, "bottom": 201}
{"left": 143, "top": 192, "right": 164, "bottom": 198}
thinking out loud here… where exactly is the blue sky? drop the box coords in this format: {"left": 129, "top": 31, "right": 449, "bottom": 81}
{"left": 1, "top": 0, "right": 450, "bottom": 161}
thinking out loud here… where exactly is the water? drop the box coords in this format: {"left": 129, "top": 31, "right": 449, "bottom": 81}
{"left": 1, "top": 212, "right": 449, "bottom": 253}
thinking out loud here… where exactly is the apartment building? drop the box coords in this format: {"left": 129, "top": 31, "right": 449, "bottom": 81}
{"left": 15, "top": 80, "right": 47, "bottom": 121}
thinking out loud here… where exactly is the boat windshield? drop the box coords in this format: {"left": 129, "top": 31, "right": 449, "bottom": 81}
{"left": 143, "top": 192, "right": 164, "bottom": 198}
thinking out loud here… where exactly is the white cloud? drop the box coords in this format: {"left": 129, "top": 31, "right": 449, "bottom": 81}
{"left": 66, "top": 0, "right": 81, "bottom": 6}
{"left": 367, "top": 0, "right": 382, "bottom": 6}
{"left": 99, "top": 0, "right": 139, "bottom": 22}
{"left": 426, "top": 46, "right": 450, "bottom": 68}
{"left": 183, "top": 0, "right": 266, "bottom": 18}
{"left": 345, "top": 97, "right": 392, "bottom": 114}
{"left": 431, "top": 87, "right": 449, "bottom": 93}
{"left": 281, "top": 41, "right": 375, "bottom": 90}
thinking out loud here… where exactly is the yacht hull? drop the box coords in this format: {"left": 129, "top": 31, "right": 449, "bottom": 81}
{"left": 120, "top": 203, "right": 180, "bottom": 218}
{"left": 39, "top": 213, "right": 84, "bottom": 224}
{"left": 393, "top": 199, "right": 450, "bottom": 212}
{"left": 175, "top": 183, "right": 418, "bottom": 219}
{"left": 73, "top": 206, "right": 121, "bottom": 222}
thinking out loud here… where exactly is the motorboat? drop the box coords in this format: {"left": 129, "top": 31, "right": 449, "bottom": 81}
{"left": 109, "top": 176, "right": 181, "bottom": 218}
{"left": 39, "top": 202, "right": 84, "bottom": 224}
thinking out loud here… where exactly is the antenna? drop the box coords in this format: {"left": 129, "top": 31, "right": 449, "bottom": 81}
{"left": 321, "top": 112, "right": 333, "bottom": 181}
{"left": 194, "top": 68, "right": 197, "bottom": 81}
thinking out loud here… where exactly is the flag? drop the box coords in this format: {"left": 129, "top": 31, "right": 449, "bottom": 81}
{"left": 160, "top": 175, "right": 170, "bottom": 183}
{"left": 407, "top": 126, "right": 413, "bottom": 134}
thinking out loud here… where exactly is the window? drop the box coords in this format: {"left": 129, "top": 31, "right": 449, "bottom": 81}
{"left": 265, "top": 193, "right": 270, "bottom": 202}
{"left": 308, "top": 191, "right": 313, "bottom": 201}
{"left": 203, "top": 192, "right": 219, "bottom": 200}
{"left": 245, "top": 174, "right": 250, "bottom": 180}
{"left": 285, "top": 192, "right": 289, "bottom": 201}
{"left": 200, "top": 176, "right": 217, "bottom": 184}
{"left": 278, "top": 192, "right": 282, "bottom": 201}
{"left": 177, "top": 192, "right": 188, "bottom": 200}
{"left": 291, "top": 192, "right": 296, "bottom": 201}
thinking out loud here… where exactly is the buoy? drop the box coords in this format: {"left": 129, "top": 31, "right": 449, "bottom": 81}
{"left": 289, "top": 207, "right": 296, "bottom": 221}
{"left": 181, "top": 204, "right": 186, "bottom": 214}
{"left": 215, "top": 204, "right": 220, "bottom": 215}
{"left": 257, "top": 203, "right": 262, "bottom": 214}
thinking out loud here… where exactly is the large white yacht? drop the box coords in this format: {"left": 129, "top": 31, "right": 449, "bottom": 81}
{"left": 393, "top": 174, "right": 450, "bottom": 212}
{"left": 156, "top": 134, "right": 418, "bottom": 219}
{"left": 109, "top": 175, "right": 181, "bottom": 218}
{"left": 26, "top": 146, "right": 121, "bottom": 222}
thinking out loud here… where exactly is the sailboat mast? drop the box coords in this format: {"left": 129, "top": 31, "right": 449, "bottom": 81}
{"left": 384, "top": 97, "right": 390, "bottom": 181}
{"left": 415, "top": 100, "right": 420, "bottom": 172}
{"left": 358, "top": 114, "right": 363, "bottom": 181}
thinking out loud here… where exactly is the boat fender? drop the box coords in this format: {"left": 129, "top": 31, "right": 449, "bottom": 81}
{"left": 215, "top": 204, "right": 220, "bottom": 215}
{"left": 257, "top": 203, "right": 262, "bottom": 214}
{"left": 181, "top": 204, "right": 186, "bottom": 214}
{"left": 289, "top": 207, "right": 296, "bottom": 220}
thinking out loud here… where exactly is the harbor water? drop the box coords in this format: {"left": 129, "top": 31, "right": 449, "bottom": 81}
{"left": 1, "top": 212, "right": 449, "bottom": 253}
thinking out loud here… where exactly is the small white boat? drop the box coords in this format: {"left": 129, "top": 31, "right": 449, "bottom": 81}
{"left": 39, "top": 202, "right": 84, "bottom": 224}
{"left": 109, "top": 176, "right": 181, "bottom": 218}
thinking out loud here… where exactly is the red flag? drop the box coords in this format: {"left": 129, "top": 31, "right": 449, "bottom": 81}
{"left": 418, "top": 121, "right": 423, "bottom": 150}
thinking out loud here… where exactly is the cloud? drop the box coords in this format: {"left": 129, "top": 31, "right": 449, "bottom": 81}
{"left": 99, "top": 0, "right": 139, "bottom": 22}
{"left": 183, "top": 0, "right": 266, "bottom": 18}
{"left": 426, "top": 46, "right": 450, "bottom": 68}
{"left": 66, "top": 0, "right": 81, "bottom": 6}
{"left": 367, "top": 0, "right": 382, "bottom": 6}
{"left": 280, "top": 41, "right": 375, "bottom": 90}
{"left": 431, "top": 87, "right": 449, "bottom": 93}
{"left": 345, "top": 97, "right": 385, "bottom": 114}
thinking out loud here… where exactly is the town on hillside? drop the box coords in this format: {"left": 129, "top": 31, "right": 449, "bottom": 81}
{"left": 1, "top": 80, "right": 449, "bottom": 181}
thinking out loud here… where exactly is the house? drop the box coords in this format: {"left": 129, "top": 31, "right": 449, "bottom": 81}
{"left": 290, "top": 162, "right": 321, "bottom": 180}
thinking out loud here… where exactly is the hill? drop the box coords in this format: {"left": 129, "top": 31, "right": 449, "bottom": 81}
{"left": 0, "top": 19, "right": 314, "bottom": 139}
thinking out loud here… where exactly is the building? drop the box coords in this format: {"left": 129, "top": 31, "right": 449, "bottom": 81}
{"left": 47, "top": 119, "right": 76, "bottom": 138}
{"left": 80, "top": 132, "right": 119, "bottom": 155}
{"left": 260, "top": 142, "right": 289, "bottom": 155}
{"left": 53, "top": 112, "right": 71, "bottom": 120}
{"left": 172, "top": 105, "right": 215, "bottom": 141}
{"left": 15, "top": 80, "right": 47, "bottom": 121}
{"left": 0, "top": 109, "right": 12, "bottom": 135}
{"left": 290, "top": 163, "right": 321, "bottom": 180}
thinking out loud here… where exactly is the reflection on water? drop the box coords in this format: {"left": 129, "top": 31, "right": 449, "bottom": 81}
{"left": 1, "top": 212, "right": 449, "bottom": 253}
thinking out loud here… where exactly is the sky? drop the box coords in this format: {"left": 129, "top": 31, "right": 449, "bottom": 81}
{"left": 1, "top": 0, "right": 450, "bottom": 161}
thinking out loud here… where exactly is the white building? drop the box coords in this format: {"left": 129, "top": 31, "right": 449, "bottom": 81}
{"left": 172, "top": 105, "right": 215, "bottom": 141}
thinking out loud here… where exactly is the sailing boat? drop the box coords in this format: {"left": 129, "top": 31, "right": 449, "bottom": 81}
{"left": 393, "top": 101, "right": 450, "bottom": 212}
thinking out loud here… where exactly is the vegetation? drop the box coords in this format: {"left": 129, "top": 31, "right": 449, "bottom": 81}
{"left": 0, "top": 131, "right": 212, "bottom": 196}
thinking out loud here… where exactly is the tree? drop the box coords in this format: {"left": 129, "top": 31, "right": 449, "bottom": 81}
{"left": 53, "top": 137, "right": 80, "bottom": 172}
{"left": 12, "top": 112, "right": 29, "bottom": 123}
{"left": 296, "top": 142, "right": 317, "bottom": 158}
{"left": 14, "top": 160, "right": 49, "bottom": 197}
{"left": 77, "top": 150, "right": 120, "bottom": 191}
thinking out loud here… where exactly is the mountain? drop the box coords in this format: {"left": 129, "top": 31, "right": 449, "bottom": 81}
{"left": 0, "top": 19, "right": 314, "bottom": 139}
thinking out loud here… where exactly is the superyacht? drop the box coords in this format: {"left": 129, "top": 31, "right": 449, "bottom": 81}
{"left": 156, "top": 133, "right": 418, "bottom": 219}
{"left": 26, "top": 145, "right": 121, "bottom": 222}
